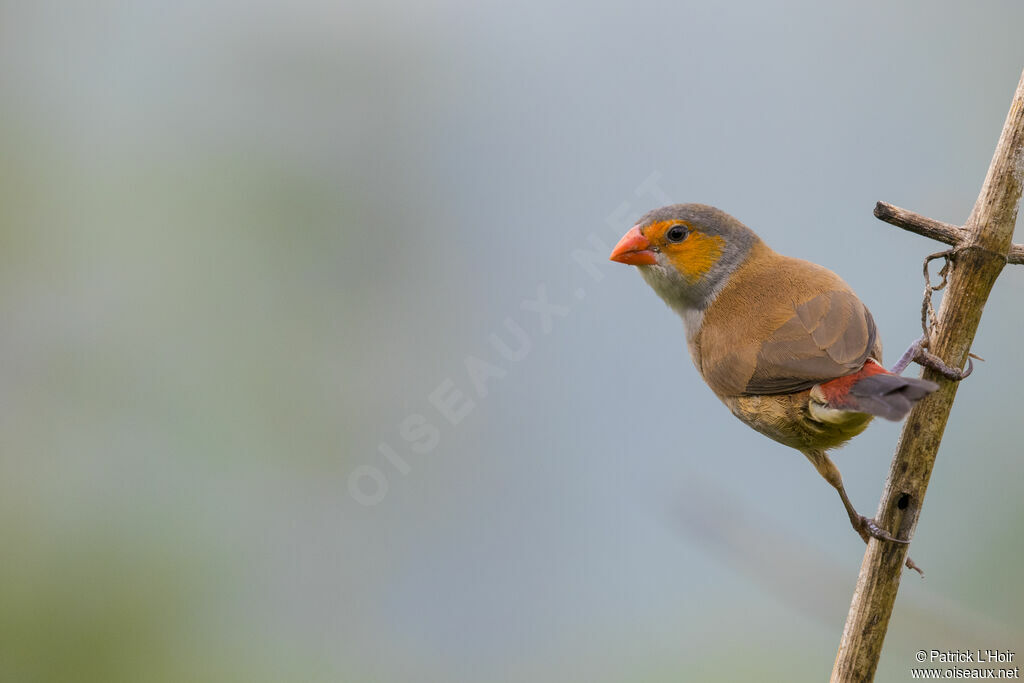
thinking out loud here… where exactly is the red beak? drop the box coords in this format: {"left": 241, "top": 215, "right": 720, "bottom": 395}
{"left": 609, "top": 226, "right": 657, "bottom": 265}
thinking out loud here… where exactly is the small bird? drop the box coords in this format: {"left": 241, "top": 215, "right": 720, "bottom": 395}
{"left": 609, "top": 203, "right": 938, "bottom": 548}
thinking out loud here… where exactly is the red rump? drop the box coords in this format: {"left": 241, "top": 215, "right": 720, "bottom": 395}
{"left": 815, "top": 358, "right": 938, "bottom": 421}
{"left": 818, "top": 358, "right": 889, "bottom": 406}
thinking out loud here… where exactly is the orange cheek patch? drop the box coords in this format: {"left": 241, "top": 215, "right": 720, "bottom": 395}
{"left": 665, "top": 232, "right": 725, "bottom": 282}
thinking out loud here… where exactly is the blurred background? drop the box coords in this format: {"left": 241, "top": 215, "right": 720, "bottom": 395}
{"left": 2, "top": 1, "right": 1023, "bottom": 681}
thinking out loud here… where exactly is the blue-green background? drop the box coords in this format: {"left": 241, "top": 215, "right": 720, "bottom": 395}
{"left": 2, "top": 2, "right": 1022, "bottom": 681}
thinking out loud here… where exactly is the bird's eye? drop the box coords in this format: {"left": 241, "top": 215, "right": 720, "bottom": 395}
{"left": 666, "top": 224, "right": 689, "bottom": 242}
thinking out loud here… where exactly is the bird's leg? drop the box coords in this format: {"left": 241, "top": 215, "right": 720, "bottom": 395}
{"left": 889, "top": 335, "right": 926, "bottom": 375}
{"left": 802, "top": 449, "right": 906, "bottom": 544}
{"left": 890, "top": 335, "right": 975, "bottom": 381}
{"left": 802, "top": 449, "right": 922, "bottom": 574}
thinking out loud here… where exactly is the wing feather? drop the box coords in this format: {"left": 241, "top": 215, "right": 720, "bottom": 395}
{"left": 742, "top": 291, "right": 877, "bottom": 395}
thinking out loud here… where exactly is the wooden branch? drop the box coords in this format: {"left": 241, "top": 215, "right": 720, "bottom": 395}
{"left": 832, "top": 69, "right": 1024, "bottom": 683}
{"left": 874, "top": 201, "right": 1024, "bottom": 264}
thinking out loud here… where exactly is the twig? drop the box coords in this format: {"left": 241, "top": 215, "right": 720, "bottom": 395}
{"left": 831, "top": 69, "right": 1024, "bottom": 683}
{"left": 873, "top": 202, "right": 1024, "bottom": 264}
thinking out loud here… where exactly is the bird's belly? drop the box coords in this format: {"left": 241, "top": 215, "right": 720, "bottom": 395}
{"left": 721, "top": 392, "right": 874, "bottom": 451}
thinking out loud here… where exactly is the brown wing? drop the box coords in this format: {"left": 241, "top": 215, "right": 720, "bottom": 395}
{"left": 696, "top": 247, "right": 881, "bottom": 398}
{"left": 740, "top": 290, "right": 878, "bottom": 395}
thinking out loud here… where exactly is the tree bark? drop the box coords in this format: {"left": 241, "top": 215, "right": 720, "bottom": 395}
{"left": 831, "top": 69, "right": 1024, "bottom": 682}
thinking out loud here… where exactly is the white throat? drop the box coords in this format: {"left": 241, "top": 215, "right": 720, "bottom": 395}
{"left": 680, "top": 307, "right": 705, "bottom": 344}
{"left": 637, "top": 263, "right": 713, "bottom": 342}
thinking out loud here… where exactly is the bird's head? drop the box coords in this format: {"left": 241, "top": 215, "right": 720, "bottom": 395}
{"left": 609, "top": 203, "right": 761, "bottom": 310}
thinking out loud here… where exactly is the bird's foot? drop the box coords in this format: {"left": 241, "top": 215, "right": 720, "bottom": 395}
{"left": 856, "top": 515, "right": 910, "bottom": 545}
{"left": 889, "top": 336, "right": 977, "bottom": 381}
{"left": 853, "top": 515, "right": 923, "bottom": 576}
{"left": 916, "top": 348, "right": 976, "bottom": 381}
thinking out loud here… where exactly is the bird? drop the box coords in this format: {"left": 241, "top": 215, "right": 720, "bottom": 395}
{"left": 608, "top": 203, "right": 938, "bottom": 550}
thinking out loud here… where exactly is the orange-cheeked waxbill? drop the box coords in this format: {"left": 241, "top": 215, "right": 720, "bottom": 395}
{"left": 609, "top": 203, "right": 938, "bottom": 548}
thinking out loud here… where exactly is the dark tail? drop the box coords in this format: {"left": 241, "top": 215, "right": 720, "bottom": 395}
{"left": 818, "top": 359, "right": 939, "bottom": 421}
{"left": 846, "top": 373, "right": 939, "bottom": 420}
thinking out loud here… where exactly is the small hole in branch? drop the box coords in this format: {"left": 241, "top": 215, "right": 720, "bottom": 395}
{"left": 897, "top": 494, "right": 911, "bottom": 510}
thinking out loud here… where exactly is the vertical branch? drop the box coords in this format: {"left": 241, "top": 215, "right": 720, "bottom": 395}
{"left": 831, "top": 69, "right": 1024, "bottom": 683}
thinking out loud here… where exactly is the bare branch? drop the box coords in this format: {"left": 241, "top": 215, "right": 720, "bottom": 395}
{"left": 874, "top": 201, "right": 1024, "bottom": 264}
{"left": 873, "top": 201, "right": 967, "bottom": 244}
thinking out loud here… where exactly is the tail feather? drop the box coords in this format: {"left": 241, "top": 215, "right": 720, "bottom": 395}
{"left": 817, "top": 359, "right": 939, "bottom": 422}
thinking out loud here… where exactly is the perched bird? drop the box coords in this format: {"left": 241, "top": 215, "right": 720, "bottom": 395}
{"left": 609, "top": 203, "right": 938, "bottom": 546}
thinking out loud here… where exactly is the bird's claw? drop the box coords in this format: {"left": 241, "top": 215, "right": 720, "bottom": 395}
{"left": 915, "top": 348, "right": 973, "bottom": 381}
{"left": 890, "top": 337, "right": 975, "bottom": 382}
{"left": 853, "top": 515, "right": 923, "bottom": 575}
{"left": 858, "top": 515, "right": 910, "bottom": 544}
